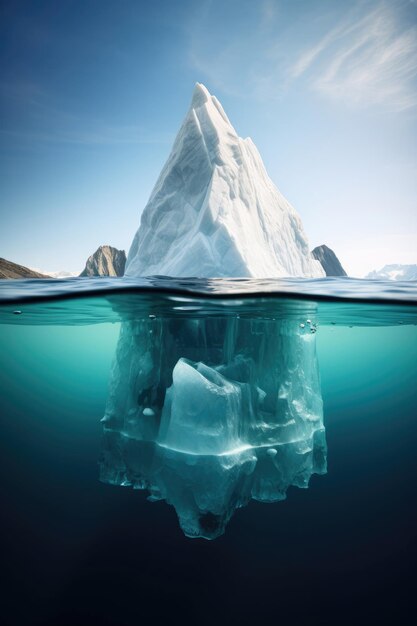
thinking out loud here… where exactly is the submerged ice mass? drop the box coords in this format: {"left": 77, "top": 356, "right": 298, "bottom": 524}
{"left": 125, "top": 83, "right": 324, "bottom": 279}
{"left": 101, "top": 84, "right": 326, "bottom": 538}
{"left": 101, "top": 313, "right": 326, "bottom": 539}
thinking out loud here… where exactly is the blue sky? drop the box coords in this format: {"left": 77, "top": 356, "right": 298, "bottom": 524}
{"left": 1, "top": 0, "right": 416, "bottom": 276}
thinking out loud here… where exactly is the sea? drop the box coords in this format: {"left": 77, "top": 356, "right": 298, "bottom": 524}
{"left": 0, "top": 276, "right": 416, "bottom": 626}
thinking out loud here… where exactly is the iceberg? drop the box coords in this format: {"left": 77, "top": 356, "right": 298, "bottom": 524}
{"left": 125, "top": 83, "right": 324, "bottom": 279}
{"left": 101, "top": 84, "right": 326, "bottom": 539}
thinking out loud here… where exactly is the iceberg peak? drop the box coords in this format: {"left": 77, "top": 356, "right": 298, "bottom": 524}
{"left": 190, "top": 82, "right": 210, "bottom": 108}
{"left": 126, "top": 83, "right": 324, "bottom": 278}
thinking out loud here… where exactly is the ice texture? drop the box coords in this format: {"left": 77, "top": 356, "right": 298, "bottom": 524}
{"left": 101, "top": 83, "right": 326, "bottom": 538}
{"left": 101, "top": 314, "right": 326, "bottom": 539}
{"left": 125, "top": 83, "right": 324, "bottom": 279}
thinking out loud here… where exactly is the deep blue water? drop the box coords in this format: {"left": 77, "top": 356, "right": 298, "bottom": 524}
{"left": 0, "top": 278, "right": 416, "bottom": 626}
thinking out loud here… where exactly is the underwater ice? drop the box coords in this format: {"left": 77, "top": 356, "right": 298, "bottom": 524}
{"left": 100, "top": 314, "right": 326, "bottom": 539}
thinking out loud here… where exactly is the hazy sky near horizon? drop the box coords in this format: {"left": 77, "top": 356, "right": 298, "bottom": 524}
{"left": 1, "top": 0, "right": 416, "bottom": 276}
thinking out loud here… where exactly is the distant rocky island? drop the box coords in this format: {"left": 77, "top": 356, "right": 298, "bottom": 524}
{"left": 79, "top": 245, "right": 126, "bottom": 277}
{"left": 0, "top": 258, "right": 51, "bottom": 279}
{"left": 311, "top": 245, "right": 347, "bottom": 277}
{"left": 0, "top": 246, "right": 126, "bottom": 279}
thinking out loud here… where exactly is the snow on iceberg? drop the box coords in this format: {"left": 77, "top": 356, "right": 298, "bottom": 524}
{"left": 125, "top": 83, "right": 324, "bottom": 278}
{"left": 100, "top": 84, "right": 326, "bottom": 539}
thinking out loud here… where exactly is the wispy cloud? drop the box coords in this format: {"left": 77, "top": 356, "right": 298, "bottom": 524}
{"left": 187, "top": 0, "right": 417, "bottom": 112}
{"left": 291, "top": 3, "right": 417, "bottom": 111}
{"left": 259, "top": 0, "right": 279, "bottom": 30}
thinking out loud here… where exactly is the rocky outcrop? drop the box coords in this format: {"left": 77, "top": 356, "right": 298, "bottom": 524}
{"left": 79, "top": 245, "right": 126, "bottom": 277}
{"left": 0, "top": 258, "right": 51, "bottom": 279}
{"left": 312, "top": 245, "right": 347, "bottom": 277}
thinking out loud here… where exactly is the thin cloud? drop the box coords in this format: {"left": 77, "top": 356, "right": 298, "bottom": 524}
{"left": 259, "top": 0, "right": 279, "bottom": 30}
{"left": 291, "top": 3, "right": 417, "bottom": 111}
{"left": 290, "top": 38, "right": 332, "bottom": 79}
{"left": 188, "top": 0, "right": 417, "bottom": 112}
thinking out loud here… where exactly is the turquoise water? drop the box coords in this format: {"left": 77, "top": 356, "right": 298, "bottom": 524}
{"left": 1, "top": 278, "right": 416, "bottom": 625}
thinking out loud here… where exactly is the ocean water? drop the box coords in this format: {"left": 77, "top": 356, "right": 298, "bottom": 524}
{"left": 0, "top": 277, "right": 416, "bottom": 626}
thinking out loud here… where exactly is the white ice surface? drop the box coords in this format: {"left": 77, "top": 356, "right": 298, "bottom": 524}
{"left": 125, "top": 83, "right": 324, "bottom": 278}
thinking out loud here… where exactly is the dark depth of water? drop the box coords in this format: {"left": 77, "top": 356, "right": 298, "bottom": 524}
{"left": 0, "top": 277, "right": 416, "bottom": 626}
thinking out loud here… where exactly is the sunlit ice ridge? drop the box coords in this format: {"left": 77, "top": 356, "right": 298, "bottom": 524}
{"left": 125, "top": 83, "right": 324, "bottom": 279}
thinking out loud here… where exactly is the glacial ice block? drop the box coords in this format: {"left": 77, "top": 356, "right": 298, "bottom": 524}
{"left": 100, "top": 312, "right": 327, "bottom": 539}
{"left": 158, "top": 359, "right": 243, "bottom": 455}
{"left": 125, "top": 83, "right": 324, "bottom": 279}
{"left": 101, "top": 83, "right": 326, "bottom": 537}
